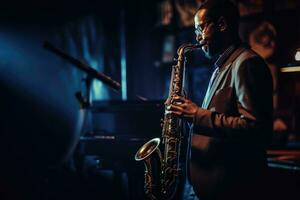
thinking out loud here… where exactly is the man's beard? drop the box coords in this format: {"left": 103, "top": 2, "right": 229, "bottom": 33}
{"left": 204, "top": 40, "right": 222, "bottom": 59}
{"left": 202, "top": 32, "right": 222, "bottom": 59}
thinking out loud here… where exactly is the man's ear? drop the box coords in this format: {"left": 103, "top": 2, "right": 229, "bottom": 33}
{"left": 217, "top": 16, "right": 227, "bottom": 32}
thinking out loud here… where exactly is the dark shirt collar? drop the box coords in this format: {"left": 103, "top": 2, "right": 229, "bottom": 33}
{"left": 214, "top": 44, "right": 237, "bottom": 69}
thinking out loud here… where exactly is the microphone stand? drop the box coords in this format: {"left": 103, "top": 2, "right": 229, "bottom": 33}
{"left": 43, "top": 41, "right": 122, "bottom": 175}
{"left": 43, "top": 41, "right": 121, "bottom": 91}
{"left": 43, "top": 41, "right": 121, "bottom": 108}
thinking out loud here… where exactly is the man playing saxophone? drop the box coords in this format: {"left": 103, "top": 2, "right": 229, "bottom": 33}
{"left": 167, "top": 0, "right": 273, "bottom": 199}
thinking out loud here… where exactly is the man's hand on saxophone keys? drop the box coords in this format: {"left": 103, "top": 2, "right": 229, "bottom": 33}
{"left": 165, "top": 95, "right": 198, "bottom": 122}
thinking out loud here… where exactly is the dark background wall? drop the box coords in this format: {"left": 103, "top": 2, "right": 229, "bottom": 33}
{"left": 0, "top": 0, "right": 299, "bottom": 171}
{"left": 0, "top": 0, "right": 299, "bottom": 199}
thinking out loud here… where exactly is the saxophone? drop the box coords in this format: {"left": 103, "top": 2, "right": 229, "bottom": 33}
{"left": 135, "top": 43, "right": 202, "bottom": 200}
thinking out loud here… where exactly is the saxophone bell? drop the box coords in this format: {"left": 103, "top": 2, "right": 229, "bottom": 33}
{"left": 135, "top": 138, "right": 162, "bottom": 200}
{"left": 135, "top": 138, "right": 161, "bottom": 161}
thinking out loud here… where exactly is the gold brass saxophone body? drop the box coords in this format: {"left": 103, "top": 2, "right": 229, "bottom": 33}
{"left": 135, "top": 43, "right": 202, "bottom": 200}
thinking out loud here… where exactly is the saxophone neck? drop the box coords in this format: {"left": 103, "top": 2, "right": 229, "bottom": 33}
{"left": 177, "top": 43, "right": 203, "bottom": 57}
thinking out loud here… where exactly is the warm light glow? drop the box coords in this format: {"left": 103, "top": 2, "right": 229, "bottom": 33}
{"left": 281, "top": 66, "right": 300, "bottom": 73}
{"left": 295, "top": 49, "right": 300, "bottom": 61}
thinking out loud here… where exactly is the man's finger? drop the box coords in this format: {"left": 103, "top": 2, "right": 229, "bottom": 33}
{"left": 173, "top": 96, "right": 185, "bottom": 101}
{"left": 171, "top": 111, "right": 182, "bottom": 116}
{"left": 169, "top": 104, "right": 184, "bottom": 111}
{"left": 172, "top": 97, "right": 186, "bottom": 105}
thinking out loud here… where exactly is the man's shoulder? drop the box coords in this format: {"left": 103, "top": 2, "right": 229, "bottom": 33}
{"left": 224, "top": 43, "right": 261, "bottom": 67}
{"left": 232, "top": 46, "right": 266, "bottom": 67}
{"left": 236, "top": 45, "right": 260, "bottom": 59}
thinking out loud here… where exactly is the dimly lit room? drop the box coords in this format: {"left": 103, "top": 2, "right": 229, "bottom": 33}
{"left": 0, "top": 0, "right": 299, "bottom": 199}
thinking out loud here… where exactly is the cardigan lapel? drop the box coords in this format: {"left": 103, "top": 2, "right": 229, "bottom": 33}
{"left": 202, "top": 63, "right": 232, "bottom": 109}
{"left": 202, "top": 46, "right": 246, "bottom": 109}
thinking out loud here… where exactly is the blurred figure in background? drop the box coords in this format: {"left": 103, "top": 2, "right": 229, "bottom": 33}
{"left": 248, "top": 21, "right": 289, "bottom": 147}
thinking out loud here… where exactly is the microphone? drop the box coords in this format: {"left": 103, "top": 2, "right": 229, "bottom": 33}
{"left": 43, "top": 41, "right": 121, "bottom": 91}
